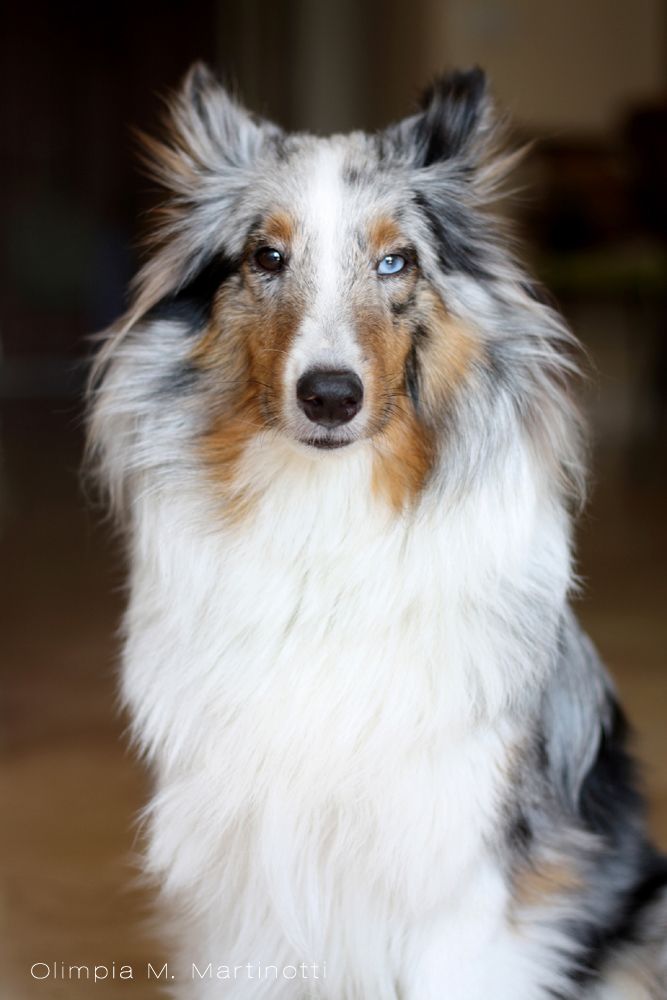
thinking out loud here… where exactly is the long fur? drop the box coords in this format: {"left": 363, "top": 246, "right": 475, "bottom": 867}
{"left": 87, "top": 64, "right": 667, "bottom": 999}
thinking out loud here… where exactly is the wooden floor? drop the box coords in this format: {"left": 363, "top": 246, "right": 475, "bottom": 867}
{"left": 2, "top": 399, "right": 666, "bottom": 1000}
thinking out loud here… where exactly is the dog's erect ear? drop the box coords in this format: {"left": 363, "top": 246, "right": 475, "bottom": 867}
{"left": 126, "top": 64, "right": 282, "bottom": 327}
{"left": 415, "top": 68, "right": 488, "bottom": 166}
{"left": 388, "top": 68, "right": 492, "bottom": 169}
{"left": 140, "top": 62, "right": 281, "bottom": 194}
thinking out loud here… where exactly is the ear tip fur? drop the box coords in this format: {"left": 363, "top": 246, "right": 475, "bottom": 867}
{"left": 421, "top": 66, "right": 488, "bottom": 111}
{"left": 411, "top": 66, "right": 491, "bottom": 167}
{"left": 182, "top": 60, "right": 218, "bottom": 101}
{"left": 186, "top": 60, "right": 215, "bottom": 84}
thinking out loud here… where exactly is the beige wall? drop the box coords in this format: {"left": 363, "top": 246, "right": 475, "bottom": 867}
{"left": 216, "top": 0, "right": 666, "bottom": 135}
{"left": 429, "top": 0, "right": 665, "bottom": 133}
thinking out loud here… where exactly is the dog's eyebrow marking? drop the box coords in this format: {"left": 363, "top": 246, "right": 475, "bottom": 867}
{"left": 367, "top": 216, "right": 405, "bottom": 256}
{"left": 258, "top": 210, "right": 296, "bottom": 248}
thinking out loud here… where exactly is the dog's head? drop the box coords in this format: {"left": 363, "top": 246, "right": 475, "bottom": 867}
{"left": 100, "top": 64, "right": 582, "bottom": 513}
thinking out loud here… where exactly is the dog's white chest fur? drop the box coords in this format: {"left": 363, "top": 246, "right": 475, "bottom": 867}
{"left": 123, "top": 439, "right": 571, "bottom": 999}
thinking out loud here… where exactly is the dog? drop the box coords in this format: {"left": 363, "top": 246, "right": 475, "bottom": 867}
{"left": 87, "top": 63, "right": 667, "bottom": 998}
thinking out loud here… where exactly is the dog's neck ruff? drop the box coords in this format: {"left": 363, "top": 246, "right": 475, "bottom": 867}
{"left": 121, "top": 433, "right": 574, "bottom": 995}
{"left": 125, "top": 429, "right": 571, "bottom": 770}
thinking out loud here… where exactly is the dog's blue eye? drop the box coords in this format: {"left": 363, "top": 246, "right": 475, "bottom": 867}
{"left": 377, "top": 254, "right": 406, "bottom": 276}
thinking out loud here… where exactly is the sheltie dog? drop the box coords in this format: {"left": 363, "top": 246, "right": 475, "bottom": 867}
{"left": 87, "top": 64, "right": 667, "bottom": 998}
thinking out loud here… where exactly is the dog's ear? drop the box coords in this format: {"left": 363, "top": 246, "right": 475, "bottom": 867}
{"left": 414, "top": 68, "right": 489, "bottom": 166}
{"left": 387, "top": 67, "right": 524, "bottom": 215}
{"left": 126, "top": 64, "right": 282, "bottom": 327}
{"left": 140, "top": 62, "right": 281, "bottom": 193}
{"left": 388, "top": 68, "right": 492, "bottom": 169}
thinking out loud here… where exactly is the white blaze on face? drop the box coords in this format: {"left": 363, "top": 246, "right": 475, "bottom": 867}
{"left": 307, "top": 144, "right": 345, "bottom": 323}
{"left": 283, "top": 143, "right": 366, "bottom": 435}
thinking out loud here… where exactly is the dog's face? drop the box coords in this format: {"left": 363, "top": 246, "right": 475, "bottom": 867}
{"left": 119, "top": 64, "right": 578, "bottom": 511}
{"left": 214, "top": 165, "right": 422, "bottom": 453}
{"left": 200, "top": 145, "right": 481, "bottom": 463}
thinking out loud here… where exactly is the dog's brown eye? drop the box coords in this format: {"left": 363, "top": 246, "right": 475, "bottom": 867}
{"left": 254, "top": 247, "right": 285, "bottom": 273}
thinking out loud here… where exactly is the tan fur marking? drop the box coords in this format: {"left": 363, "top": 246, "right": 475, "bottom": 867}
{"left": 513, "top": 857, "right": 581, "bottom": 910}
{"left": 136, "top": 130, "right": 199, "bottom": 189}
{"left": 261, "top": 210, "right": 295, "bottom": 248}
{"left": 199, "top": 390, "right": 265, "bottom": 524}
{"left": 361, "top": 288, "right": 479, "bottom": 512}
{"left": 371, "top": 406, "right": 435, "bottom": 513}
{"left": 352, "top": 306, "right": 435, "bottom": 512}
{"left": 368, "top": 216, "right": 405, "bottom": 257}
{"left": 194, "top": 285, "right": 303, "bottom": 523}
{"left": 418, "top": 290, "right": 481, "bottom": 412}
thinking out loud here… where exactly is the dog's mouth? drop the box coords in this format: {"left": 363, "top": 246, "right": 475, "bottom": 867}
{"left": 297, "top": 434, "right": 355, "bottom": 451}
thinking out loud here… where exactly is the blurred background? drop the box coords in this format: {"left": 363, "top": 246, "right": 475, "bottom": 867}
{"left": 2, "top": 2, "right": 666, "bottom": 997}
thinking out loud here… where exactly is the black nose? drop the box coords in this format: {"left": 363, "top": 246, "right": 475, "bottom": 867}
{"left": 296, "top": 370, "right": 364, "bottom": 427}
